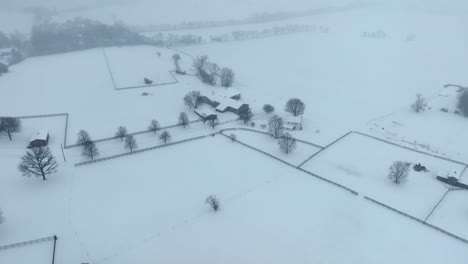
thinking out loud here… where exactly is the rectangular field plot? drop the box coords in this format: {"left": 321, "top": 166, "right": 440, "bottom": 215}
{"left": 0, "top": 240, "right": 54, "bottom": 264}
{"left": 226, "top": 129, "right": 322, "bottom": 166}
{"left": 104, "top": 46, "right": 178, "bottom": 89}
{"left": 427, "top": 191, "right": 468, "bottom": 240}
{"left": 301, "top": 132, "right": 465, "bottom": 220}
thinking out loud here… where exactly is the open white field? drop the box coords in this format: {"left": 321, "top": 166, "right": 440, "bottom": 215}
{"left": 0, "top": 240, "right": 54, "bottom": 264}
{"left": 2, "top": 136, "right": 468, "bottom": 263}
{"left": 368, "top": 86, "right": 468, "bottom": 162}
{"left": 428, "top": 190, "right": 468, "bottom": 240}
{"left": 104, "top": 46, "right": 181, "bottom": 89}
{"left": 301, "top": 132, "right": 465, "bottom": 220}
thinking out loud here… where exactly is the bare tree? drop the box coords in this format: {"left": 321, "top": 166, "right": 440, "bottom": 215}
{"left": 208, "top": 118, "right": 218, "bottom": 129}
{"left": 115, "top": 126, "right": 127, "bottom": 141}
{"left": 82, "top": 141, "right": 99, "bottom": 160}
{"left": 124, "top": 135, "right": 137, "bottom": 152}
{"left": 239, "top": 108, "right": 253, "bottom": 124}
{"left": 183, "top": 91, "right": 202, "bottom": 109}
{"left": 263, "top": 104, "right": 275, "bottom": 114}
{"left": 205, "top": 195, "right": 220, "bottom": 212}
{"left": 0, "top": 209, "right": 4, "bottom": 224}
{"left": 76, "top": 130, "right": 92, "bottom": 146}
{"left": 0, "top": 117, "right": 21, "bottom": 141}
{"left": 388, "top": 161, "right": 410, "bottom": 184}
{"left": 411, "top": 93, "right": 427, "bottom": 113}
{"left": 179, "top": 112, "right": 190, "bottom": 128}
{"left": 208, "top": 63, "right": 220, "bottom": 83}
{"left": 278, "top": 132, "right": 297, "bottom": 154}
{"left": 18, "top": 147, "right": 58, "bottom": 181}
{"left": 148, "top": 120, "right": 161, "bottom": 134}
{"left": 172, "top": 53, "right": 182, "bottom": 72}
{"left": 220, "top": 67, "right": 235, "bottom": 87}
{"left": 159, "top": 130, "right": 171, "bottom": 144}
{"left": 285, "top": 98, "right": 306, "bottom": 116}
{"left": 268, "top": 115, "right": 284, "bottom": 138}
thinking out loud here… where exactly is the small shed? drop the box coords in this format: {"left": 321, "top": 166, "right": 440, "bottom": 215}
{"left": 28, "top": 130, "right": 50, "bottom": 148}
{"left": 285, "top": 115, "right": 303, "bottom": 130}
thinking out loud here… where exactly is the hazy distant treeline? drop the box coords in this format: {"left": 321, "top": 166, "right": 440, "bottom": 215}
{"left": 132, "top": 3, "right": 364, "bottom": 33}
{"left": 30, "top": 18, "right": 146, "bottom": 56}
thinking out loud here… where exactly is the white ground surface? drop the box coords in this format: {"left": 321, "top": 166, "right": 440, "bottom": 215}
{"left": 104, "top": 46, "right": 178, "bottom": 88}
{"left": 0, "top": 240, "right": 54, "bottom": 264}
{"left": 226, "top": 129, "right": 322, "bottom": 166}
{"left": 301, "top": 133, "right": 465, "bottom": 220}
{"left": 428, "top": 190, "right": 468, "bottom": 240}
{"left": 3, "top": 136, "right": 468, "bottom": 263}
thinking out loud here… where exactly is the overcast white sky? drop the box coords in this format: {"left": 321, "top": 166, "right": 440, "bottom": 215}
{"left": 0, "top": 0, "right": 466, "bottom": 33}
{"left": 0, "top": 0, "right": 466, "bottom": 12}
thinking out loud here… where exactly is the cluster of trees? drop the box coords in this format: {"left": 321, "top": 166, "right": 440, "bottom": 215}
{"left": 0, "top": 62, "right": 8, "bottom": 76}
{"left": 0, "top": 117, "right": 22, "bottom": 141}
{"left": 183, "top": 91, "right": 202, "bottom": 109}
{"left": 0, "top": 209, "right": 4, "bottom": 224}
{"left": 268, "top": 115, "right": 297, "bottom": 154}
{"left": 0, "top": 31, "right": 28, "bottom": 65}
{"left": 151, "top": 33, "right": 203, "bottom": 47}
{"left": 194, "top": 56, "right": 235, "bottom": 87}
{"left": 30, "top": 19, "right": 145, "bottom": 56}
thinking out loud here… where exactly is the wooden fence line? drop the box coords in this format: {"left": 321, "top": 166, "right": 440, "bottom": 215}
{"left": 0, "top": 235, "right": 56, "bottom": 251}
{"left": 363, "top": 196, "right": 468, "bottom": 245}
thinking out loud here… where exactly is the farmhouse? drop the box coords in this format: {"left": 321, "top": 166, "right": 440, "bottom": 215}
{"left": 285, "top": 115, "right": 303, "bottom": 130}
{"left": 199, "top": 88, "right": 248, "bottom": 116}
{"left": 28, "top": 130, "right": 50, "bottom": 148}
{"left": 215, "top": 98, "right": 249, "bottom": 115}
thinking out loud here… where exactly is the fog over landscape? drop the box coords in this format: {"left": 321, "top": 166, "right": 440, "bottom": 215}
{"left": 1, "top": 0, "right": 468, "bottom": 263}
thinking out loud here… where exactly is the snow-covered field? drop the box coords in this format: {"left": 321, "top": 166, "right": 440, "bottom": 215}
{"left": 302, "top": 132, "right": 465, "bottom": 221}
{"left": 3, "top": 136, "right": 468, "bottom": 263}
{"left": 428, "top": 190, "right": 468, "bottom": 240}
{"left": 1, "top": 6, "right": 468, "bottom": 263}
{"left": 104, "top": 46, "right": 179, "bottom": 89}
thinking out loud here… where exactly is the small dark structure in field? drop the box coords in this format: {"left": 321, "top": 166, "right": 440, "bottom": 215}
{"left": 28, "top": 130, "right": 49, "bottom": 148}
{"left": 437, "top": 176, "right": 468, "bottom": 190}
{"left": 413, "top": 163, "right": 427, "bottom": 172}
{"left": 144, "top": 78, "right": 153, "bottom": 84}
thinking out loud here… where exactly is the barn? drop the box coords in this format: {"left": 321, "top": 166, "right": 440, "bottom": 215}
{"left": 28, "top": 130, "right": 50, "bottom": 148}
{"left": 194, "top": 109, "right": 218, "bottom": 123}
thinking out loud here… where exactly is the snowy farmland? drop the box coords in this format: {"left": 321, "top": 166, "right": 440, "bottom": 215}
{"left": 3, "top": 136, "right": 468, "bottom": 263}
{"left": 2, "top": 5, "right": 468, "bottom": 264}
{"left": 301, "top": 132, "right": 467, "bottom": 221}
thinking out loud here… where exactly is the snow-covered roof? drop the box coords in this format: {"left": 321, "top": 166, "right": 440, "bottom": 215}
{"left": 29, "top": 130, "right": 49, "bottom": 142}
{"left": 219, "top": 87, "right": 240, "bottom": 98}
{"left": 285, "top": 115, "right": 302, "bottom": 124}
{"left": 215, "top": 97, "right": 244, "bottom": 111}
